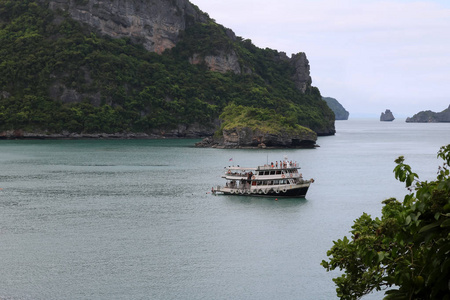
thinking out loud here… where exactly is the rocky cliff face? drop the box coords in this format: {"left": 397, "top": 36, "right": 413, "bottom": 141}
{"left": 196, "top": 126, "right": 317, "bottom": 149}
{"left": 43, "top": 0, "right": 313, "bottom": 92}
{"left": 190, "top": 50, "right": 313, "bottom": 93}
{"left": 43, "top": 0, "right": 207, "bottom": 54}
{"left": 290, "top": 53, "right": 312, "bottom": 93}
{"left": 189, "top": 51, "right": 242, "bottom": 74}
{"left": 406, "top": 105, "right": 450, "bottom": 123}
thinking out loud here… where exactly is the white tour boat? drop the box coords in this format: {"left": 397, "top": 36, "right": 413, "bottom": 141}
{"left": 212, "top": 160, "right": 313, "bottom": 198}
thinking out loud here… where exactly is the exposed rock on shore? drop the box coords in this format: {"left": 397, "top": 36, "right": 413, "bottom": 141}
{"left": 0, "top": 122, "right": 216, "bottom": 139}
{"left": 0, "top": 130, "right": 155, "bottom": 139}
{"left": 406, "top": 105, "right": 450, "bottom": 122}
{"left": 195, "top": 126, "right": 317, "bottom": 149}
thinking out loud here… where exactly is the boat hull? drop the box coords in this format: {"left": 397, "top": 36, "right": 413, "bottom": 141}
{"left": 215, "top": 184, "right": 310, "bottom": 198}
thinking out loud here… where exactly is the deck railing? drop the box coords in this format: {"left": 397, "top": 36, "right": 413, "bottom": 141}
{"left": 256, "top": 162, "right": 299, "bottom": 170}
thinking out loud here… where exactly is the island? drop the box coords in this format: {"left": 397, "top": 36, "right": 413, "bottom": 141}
{"left": 406, "top": 105, "right": 450, "bottom": 122}
{"left": 380, "top": 109, "right": 395, "bottom": 121}
{"left": 323, "top": 97, "right": 349, "bottom": 120}
{"left": 0, "top": 0, "right": 335, "bottom": 146}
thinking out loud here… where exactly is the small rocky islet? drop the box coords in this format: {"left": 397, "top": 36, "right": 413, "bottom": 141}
{"left": 380, "top": 109, "right": 395, "bottom": 121}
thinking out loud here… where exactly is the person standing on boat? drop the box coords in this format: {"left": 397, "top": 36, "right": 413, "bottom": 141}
{"left": 247, "top": 172, "right": 253, "bottom": 182}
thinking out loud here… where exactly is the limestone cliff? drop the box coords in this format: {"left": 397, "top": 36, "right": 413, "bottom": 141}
{"left": 42, "top": 0, "right": 313, "bottom": 92}
{"left": 189, "top": 51, "right": 242, "bottom": 74}
{"left": 406, "top": 105, "right": 450, "bottom": 123}
{"left": 290, "top": 53, "right": 312, "bottom": 93}
{"left": 42, "top": 0, "right": 207, "bottom": 54}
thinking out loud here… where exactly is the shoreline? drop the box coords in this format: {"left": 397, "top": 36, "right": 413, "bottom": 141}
{"left": 0, "top": 131, "right": 207, "bottom": 140}
{"left": 0, "top": 132, "right": 319, "bottom": 148}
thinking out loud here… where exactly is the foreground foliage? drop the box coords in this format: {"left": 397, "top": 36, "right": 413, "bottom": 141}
{"left": 0, "top": 0, "right": 334, "bottom": 135}
{"left": 322, "top": 145, "right": 450, "bottom": 299}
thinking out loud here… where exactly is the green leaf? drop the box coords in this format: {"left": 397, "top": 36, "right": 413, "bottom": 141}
{"left": 440, "top": 219, "right": 450, "bottom": 228}
{"left": 405, "top": 215, "right": 411, "bottom": 225}
{"left": 383, "top": 289, "right": 408, "bottom": 300}
{"left": 419, "top": 222, "right": 441, "bottom": 233}
{"left": 440, "top": 258, "right": 450, "bottom": 273}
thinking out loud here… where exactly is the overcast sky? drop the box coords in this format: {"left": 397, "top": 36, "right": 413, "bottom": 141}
{"left": 190, "top": 0, "right": 450, "bottom": 118}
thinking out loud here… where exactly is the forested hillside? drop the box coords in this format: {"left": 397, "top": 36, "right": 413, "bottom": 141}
{"left": 0, "top": 0, "right": 335, "bottom": 138}
{"left": 323, "top": 97, "right": 349, "bottom": 120}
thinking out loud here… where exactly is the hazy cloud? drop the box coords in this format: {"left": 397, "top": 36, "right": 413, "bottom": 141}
{"left": 190, "top": 0, "right": 450, "bottom": 117}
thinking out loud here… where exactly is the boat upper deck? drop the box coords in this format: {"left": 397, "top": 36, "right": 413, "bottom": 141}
{"left": 226, "top": 162, "right": 300, "bottom": 172}
{"left": 224, "top": 162, "right": 302, "bottom": 180}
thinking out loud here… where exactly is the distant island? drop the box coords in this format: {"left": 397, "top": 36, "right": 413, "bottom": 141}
{"left": 380, "top": 109, "right": 395, "bottom": 121}
{"left": 322, "top": 97, "right": 349, "bottom": 120}
{"left": 406, "top": 105, "right": 450, "bottom": 122}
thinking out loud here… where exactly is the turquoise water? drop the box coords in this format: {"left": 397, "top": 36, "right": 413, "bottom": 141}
{"left": 0, "top": 119, "right": 449, "bottom": 299}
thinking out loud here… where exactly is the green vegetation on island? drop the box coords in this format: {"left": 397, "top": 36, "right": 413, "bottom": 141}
{"left": 218, "top": 103, "right": 316, "bottom": 136}
{"left": 322, "top": 145, "right": 450, "bottom": 299}
{"left": 0, "top": 0, "right": 334, "bottom": 137}
{"left": 323, "top": 97, "right": 349, "bottom": 120}
{"left": 406, "top": 105, "right": 450, "bottom": 123}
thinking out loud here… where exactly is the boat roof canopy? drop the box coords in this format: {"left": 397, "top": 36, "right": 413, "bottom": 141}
{"left": 226, "top": 166, "right": 257, "bottom": 171}
{"left": 226, "top": 165, "right": 300, "bottom": 171}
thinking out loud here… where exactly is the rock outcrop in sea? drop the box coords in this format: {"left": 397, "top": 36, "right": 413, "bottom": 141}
{"left": 406, "top": 105, "right": 450, "bottom": 123}
{"left": 323, "top": 97, "right": 349, "bottom": 120}
{"left": 380, "top": 109, "right": 395, "bottom": 121}
{"left": 195, "top": 127, "right": 317, "bottom": 149}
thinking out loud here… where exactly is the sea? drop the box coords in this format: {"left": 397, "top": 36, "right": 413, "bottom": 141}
{"left": 0, "top": 118, "right": 449, "bottom": 300}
